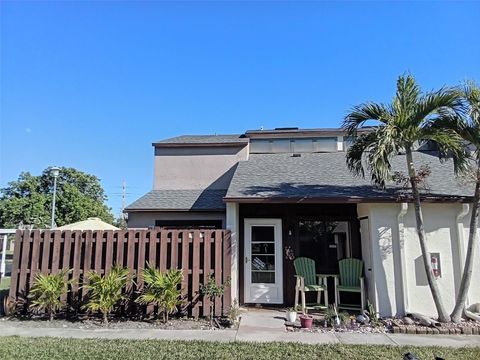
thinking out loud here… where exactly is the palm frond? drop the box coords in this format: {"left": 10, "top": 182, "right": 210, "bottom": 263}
{"left": 413, "top": 87, "right": 464, "bottom": 128}
{"left": 342, "top": 102, "right": 392, "bottom": 136}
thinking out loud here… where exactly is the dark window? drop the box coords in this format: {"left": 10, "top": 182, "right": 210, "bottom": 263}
{"left": 154, "top": 220, "right": 222, "bottom": 229}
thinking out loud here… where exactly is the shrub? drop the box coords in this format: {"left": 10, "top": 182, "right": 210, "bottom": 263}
{"left": 84, "top": 266, "right": 130, "bottom": 324}
{"left": 200, "top": 274, "right": 230, "bottom": 326}
{"left": 136, "top": 265, "right": 183, "bottom": 323}
{"left": 28, "top": 269, "right": 71, "bottom": 321}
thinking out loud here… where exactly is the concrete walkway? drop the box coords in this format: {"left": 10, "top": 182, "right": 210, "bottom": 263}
{"left": 1, "top": 308, "right": 480, "bottom": 347}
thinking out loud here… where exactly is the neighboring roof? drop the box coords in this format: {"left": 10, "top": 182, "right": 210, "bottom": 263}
{"left": 153, "top": 135, "right": 249, "bottom": 147}
{"left": 245, "top": 127, "right": 374, "bottom": 138}
{"left": 56, "top": 217, "right": 119, "bottom": 231}
{"left": 224, "top": 151, "right": 473, "bottom": 202}
{"left": 125, "top": 189, "right": 227, "bottom": 211}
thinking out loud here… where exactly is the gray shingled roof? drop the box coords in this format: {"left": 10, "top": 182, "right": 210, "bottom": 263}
{"left": 225, "top": 151, "right": 473, "bottom": 201}
{"left": 154, "top": 134, "right": 248, "bottom": 145}
{"left": 126, "top": 189, "right": 226, "bottom": 211}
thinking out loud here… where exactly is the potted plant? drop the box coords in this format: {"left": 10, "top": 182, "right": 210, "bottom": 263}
{"left": 286, "top": 306, "right": 298, "bottom": 323}
{"left": 299, "top": 313, "right": 313, "bottom": 329}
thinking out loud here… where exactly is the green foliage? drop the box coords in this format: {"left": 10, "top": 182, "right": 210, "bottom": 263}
{"left": 342, "top": 73, "right": 468, "bottom": 322}
{"left": 136, "top": 265, "right": 183, "bottom": 323}
{"left": 324, "top": 305, "right": 349, "bottom": 326}
{"left": 84, "top": 266, "right": 130, "bottom": 324}
{"left": 227, "top": 298, "right": 240, "bottom": 324}
{"left": 0, "top": 167, "right": 114, "bottom": 228}
{"left": 2, "top": 338, "right": 477, "bottom": 360}
{"left": 28, "top": 269, "right": 71, "bottom": 320}
{"left": 200, "top": 274, "right": 231, "bottom": 326}
{"left": 367, "top": 300, "right": 381, "bottom": 326}
{"left": 343, "top": 74, "right": 468, "bottom": 188}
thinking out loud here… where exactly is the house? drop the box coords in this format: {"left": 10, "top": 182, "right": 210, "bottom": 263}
{"left": 126, "top": 127, "right": 480, "bottom": 318}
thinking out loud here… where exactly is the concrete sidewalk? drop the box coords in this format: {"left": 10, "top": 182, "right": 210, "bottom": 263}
{"left": 0, "top": 308, "right": 479, "bottom": 347}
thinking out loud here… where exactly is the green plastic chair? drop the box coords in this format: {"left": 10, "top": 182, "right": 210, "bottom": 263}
{"left": 293, "top": 257, "right": 328, "bottom": 313}
{"left": 334, "top": 258, "right": 365, "bottom": 311}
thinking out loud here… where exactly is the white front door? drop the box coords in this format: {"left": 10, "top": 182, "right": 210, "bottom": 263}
{"left": 244, "top": 218, "right": 283, "bottom": 304}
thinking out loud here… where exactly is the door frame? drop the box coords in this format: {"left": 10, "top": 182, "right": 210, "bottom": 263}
{"left": 243, "top": 218, "right": 284, "bottom": 304}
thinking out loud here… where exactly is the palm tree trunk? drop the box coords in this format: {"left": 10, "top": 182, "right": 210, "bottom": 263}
{"left": 103, "top": 311, "right": 108, "bottom": 324}
{"left": 451, "top": 163, "right": 480, "bottom": 323}
{"left": 405, "top": 146, "right": 451, "bottom": 322}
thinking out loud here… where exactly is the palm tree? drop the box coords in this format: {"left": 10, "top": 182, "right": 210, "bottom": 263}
{"left": 342, "top": 74, "right": 467, "bottom": 322}
{"left": 433, "top": 81, "right": 480, "bottom": 323}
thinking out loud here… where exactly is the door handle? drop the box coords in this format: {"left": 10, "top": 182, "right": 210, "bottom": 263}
{"left": 245, "top": 256, "right": 249, "bottom": 264}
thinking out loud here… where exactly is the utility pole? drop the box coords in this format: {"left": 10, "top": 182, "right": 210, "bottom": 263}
{"left": 121, "top": 179, "right": 126, "bottom": 220}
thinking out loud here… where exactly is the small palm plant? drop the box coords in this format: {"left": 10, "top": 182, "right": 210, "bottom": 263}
{"left": 29, "top": 269, "right": 71, "bottom": 321}
{"left": 136, "top": 265, "right": 183, "bottom": 323}
{"left": 200, "top": 274, "right": 231, "bottom": 327}
{"left": 84, "top": 266, "right": 130, "bottom": 324}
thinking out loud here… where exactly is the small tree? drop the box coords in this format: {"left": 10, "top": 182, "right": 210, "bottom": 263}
{"left": 29, "top": 269, "right": 71, "bottom": 321}
{"left": 136, "top": 265, "right": 183, "bottom": 323}
{"left": 200, "top": 274, "right": 231, "bottom": 327}
{"left": 84, "top": 266, "right": 129, "bottom": 324}
{"left": 343, "top": 74, "right": 467, "bottom": 322}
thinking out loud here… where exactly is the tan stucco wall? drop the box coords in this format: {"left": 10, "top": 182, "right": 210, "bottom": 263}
{"left": 358, "top": 203, "right": 480, "bottom": 318}
{"left": 127, "top": 211, "right": 226, "bottom": 229}
{"left": 153, "top": 145, "right": 249, "bottom": 190}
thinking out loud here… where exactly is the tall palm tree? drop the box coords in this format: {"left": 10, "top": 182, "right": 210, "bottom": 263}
{"left": 342, "top": 74, "right": 467, "bottom": 322}
{"left": 433, "top": 81, "right": 480, "bottom": 323}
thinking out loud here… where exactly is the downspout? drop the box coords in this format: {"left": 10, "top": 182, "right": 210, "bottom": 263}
{"left": 397, "top": 202, "right": 409, "bottom": 314}
{"left": 456, "top": 204, "right": 470, "bottom": 304}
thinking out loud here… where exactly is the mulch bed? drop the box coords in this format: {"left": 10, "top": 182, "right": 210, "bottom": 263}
{"left": 0, "top": 316, "right": 236, "bottom": 330}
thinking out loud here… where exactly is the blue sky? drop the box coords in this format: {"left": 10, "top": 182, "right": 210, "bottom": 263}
{"left": 1, "top": 1, "right": 479, "bottom": 217}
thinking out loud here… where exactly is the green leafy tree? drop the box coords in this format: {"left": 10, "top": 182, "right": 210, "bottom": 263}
{"left": 136, "top": 265, "right": 183, "bottom": 323}
{"left": 432, "top": 81, "right": 480, "bottom": 322}
{"left": 84, "top": 266, "right": 130, "bottom": 324}
{"left": 0, "top": 167, "right": 114, "bottom": 228}
{"left": 343, "top": 74, "right": 467, "bottom": 322}
{"left": 29, "top": 269, "right": 72, "bottom": 321}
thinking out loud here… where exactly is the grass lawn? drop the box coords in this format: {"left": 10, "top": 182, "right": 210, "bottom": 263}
{"left": 0, "top": 337, "right": 479, "bottom": 360}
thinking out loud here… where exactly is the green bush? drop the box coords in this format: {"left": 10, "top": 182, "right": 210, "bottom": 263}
{"left": 136, "top": 265, "right": 183, "bottom": 323}
{"left": 84, "top": 266, "right": 130, "bottom": 324}
{"left": 28, "top": 269, "right": 71, "bottom": 321}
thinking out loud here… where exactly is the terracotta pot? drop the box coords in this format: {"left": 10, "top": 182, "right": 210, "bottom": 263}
{"left": 300, "top": 315, "right": 313, "bottom": 329}
{"left": 286, "top": 311, "right": 297, "bottom": 323}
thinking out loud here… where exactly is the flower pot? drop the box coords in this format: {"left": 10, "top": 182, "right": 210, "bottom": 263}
{"left": 300, "top": 315, "right": 313, "bottom": 329}
{"left": 286, "top": 311, "right": 297, "bottom": 323}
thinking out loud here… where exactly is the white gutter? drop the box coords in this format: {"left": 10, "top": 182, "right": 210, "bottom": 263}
{"left": 456, "top": 204, "right": 470, "bottom": 304}
{"left": 397, "top": 203, "right": 409, "bottom": 314}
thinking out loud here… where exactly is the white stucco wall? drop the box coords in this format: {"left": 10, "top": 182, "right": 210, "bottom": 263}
{"left": 358, "top": 203, "right": 480, "bottom": 318}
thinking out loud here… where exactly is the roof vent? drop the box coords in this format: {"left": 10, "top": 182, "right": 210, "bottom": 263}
{"left": 275, "top": 127, "right": 299, "bottom": 131}
{"left": 291, "top": 153, "right": 301, "bottom": 158}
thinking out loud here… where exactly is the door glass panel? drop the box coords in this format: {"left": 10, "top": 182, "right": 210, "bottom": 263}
{"left": 251, "top": 242, "right": 274, "bottom": 254}
{"left": 251, "top": 226, "right": 274, "bottom": 242}
{"left": 251, "top": 226, "right": 276, "bottom": 283}
{"left": 252, "top": 272, "right": 275, "bottom": 283}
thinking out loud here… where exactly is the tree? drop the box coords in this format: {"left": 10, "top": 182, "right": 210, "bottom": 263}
{"left": 0, "top": 167, "right": 114, "bottom": 228}
{"left": 433, "top": 81, "right": 480, "bottom": 322}
{"left": 342, "top": 74, "right": 467, "bottom": 322}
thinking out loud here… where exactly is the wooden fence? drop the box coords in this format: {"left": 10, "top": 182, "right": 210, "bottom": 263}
{"left": 8, "top": 229, "right": 231, "bottom": 317}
